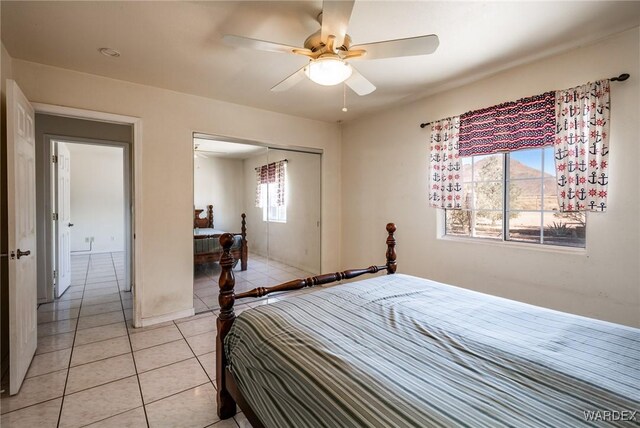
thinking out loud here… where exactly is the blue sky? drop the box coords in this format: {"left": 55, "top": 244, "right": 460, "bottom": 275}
{"left": 513, "top": 147, "right": 555, "bottom": 175}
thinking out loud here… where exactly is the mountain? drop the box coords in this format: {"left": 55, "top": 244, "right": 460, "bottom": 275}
{"left": 461, "top": 156, "right": 557, "bottom": 210}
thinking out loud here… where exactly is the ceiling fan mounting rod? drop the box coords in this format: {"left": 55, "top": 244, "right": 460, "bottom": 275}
{"left": 296, "top": 31, "right": 365, "bottom": 61}
{"left": 325, "top": 35, "right": 336, "bottom": 53}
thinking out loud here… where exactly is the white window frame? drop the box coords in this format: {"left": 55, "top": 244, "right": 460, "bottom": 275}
{"left": 443, "top": 148, "right": 586, "bottom": 248}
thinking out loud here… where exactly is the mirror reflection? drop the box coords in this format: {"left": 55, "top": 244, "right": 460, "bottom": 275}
{"left": 193, "top": 135, "right": 321, "bottom": 313}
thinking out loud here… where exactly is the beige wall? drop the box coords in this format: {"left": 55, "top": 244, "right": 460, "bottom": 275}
{"left": 9, "top": 57, "right": 341, "bottom": 325}
{"left": 67, "top": 143, "right": 125, "bottom": 253}
{"left": 341, "top": 28, "right": 640, "bottom": 327}
{"left": 194, "top": 156, "right": 244, "bottom": 232}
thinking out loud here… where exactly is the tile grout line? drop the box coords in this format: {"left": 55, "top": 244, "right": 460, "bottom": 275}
{"left": 111, "top": 252, "right": 151, "bottom": 428}
{"left": 75, "top": 405, "right": 143, "bottom": 428}
{"left": 0, "top": 395, "right": 63, "bottom": 418}
{"left": 59, "top": 374, "right": 138, "bottom": 400}
{"left": 143, "top": 380, "right": 212, "bottom": 407}
{"left": 130, "top": 337, "right": 184, "bottom": 353}
{"left": 134, "top": 355, "right": 196, "bottom": 376}
{"left": 173, "top": 319, "right": 217, "bottom": 386}
{"left": 66, "top": 349, "right": 131, "bottom": 371}
{"left": 56, "top": 255, "right": 91, "bottom": 428}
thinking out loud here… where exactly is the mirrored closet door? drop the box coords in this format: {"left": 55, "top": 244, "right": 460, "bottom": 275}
{"left": 192, "top": 134, "right": 321, "bottom": 314}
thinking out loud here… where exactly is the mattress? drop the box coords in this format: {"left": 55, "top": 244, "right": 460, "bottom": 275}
{"left": 225, "top": 274, "right": 640, "bottom": 427}
{"left": 193, "top": 228, "right": 241, "bottom": 254}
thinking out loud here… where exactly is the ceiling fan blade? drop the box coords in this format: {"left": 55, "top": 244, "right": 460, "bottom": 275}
{"left": 346, "top": 67, "right": 376, "bottom": 96}
{"left": 351, "top": 34, "right": 439, "bottom": 60}
{"left": 320, "top": 0, "right": 355, "bottom": 49}
{"left": 271, "top": 66, "right": 307, "bottom": 92}
{"left": 223, "top": 34, "right": 303, "bottom": 55}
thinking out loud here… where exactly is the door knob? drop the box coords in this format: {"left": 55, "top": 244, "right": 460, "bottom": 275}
{"left": 68, "top": 223, "right": 74, "bottom": 227}
{"left": 16, "top": 249, "right": 31, "bottom": 259}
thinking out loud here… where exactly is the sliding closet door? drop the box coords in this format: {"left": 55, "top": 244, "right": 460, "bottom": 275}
{"left": 265, "top": 148, "right": 321, "bottom": 276}
{"left": 192, "top": 134, "right": 322, "bottom": 314}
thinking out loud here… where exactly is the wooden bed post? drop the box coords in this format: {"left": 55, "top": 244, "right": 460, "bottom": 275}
{"left": 207, "top": 204, "right": 214, "bottom": 228}
{"left": 216, "top": 233, "right": 237, "bottom": 419}
{"left": 240, "top": 213, "right": 248, "bottom": 271}
{"left": 216, "top": 222, "right": 397, "bottom": 425}
{"left": 386, "top": 223, "right": 397, "bottom": 274}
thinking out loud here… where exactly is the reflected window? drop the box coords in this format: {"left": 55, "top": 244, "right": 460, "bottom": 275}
{"left": 260, "top": 182, "right": 286, "bottom": 223}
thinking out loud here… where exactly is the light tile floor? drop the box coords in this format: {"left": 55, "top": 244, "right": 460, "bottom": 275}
{"left": 1, "top": 252, "right": 252, "bottom": 428}
{"left": 193, "top": 253, "right": 315, "bottom": 314}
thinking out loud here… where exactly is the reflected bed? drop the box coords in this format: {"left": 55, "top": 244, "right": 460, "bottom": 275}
{"left": 194, "top": 205, "right": 247, "bottom": 271}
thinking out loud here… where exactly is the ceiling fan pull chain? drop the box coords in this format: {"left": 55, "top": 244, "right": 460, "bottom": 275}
{"left": 342, "top": 83, "right": 348, "bottom": 112}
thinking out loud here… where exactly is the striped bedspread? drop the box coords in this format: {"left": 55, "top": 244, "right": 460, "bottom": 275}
{"left": 225, "top": 274, "right": 640, "bottom": 427}
{"left": 193, "top": 228, "right": 241, "bottom": 255}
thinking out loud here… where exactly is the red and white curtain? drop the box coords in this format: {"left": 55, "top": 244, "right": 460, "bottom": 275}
{"left": 459, "top": 92, "right": 555, "bottom": 157}
{"left": 255, "top": 160, "right": 286, "bottom": 208}
{"left": 554, "top": 80, "right": 610, "bottom": 212}
{"left": 428, "top": 117, "right": 463, "bottom": 209}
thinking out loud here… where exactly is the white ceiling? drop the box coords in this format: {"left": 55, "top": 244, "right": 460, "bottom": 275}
{"left": 2, "top": 1, "right": 639, "bottom": 123}
{"left": 194, "top": 137, "right": 266, "bottom": 159}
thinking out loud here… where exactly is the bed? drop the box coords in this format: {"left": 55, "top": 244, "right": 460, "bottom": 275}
{"left": 214, "top": 224, "right": 640, "bottom": 427}
{"left": 194, "top": 205, "right": 247, "bottom": 271}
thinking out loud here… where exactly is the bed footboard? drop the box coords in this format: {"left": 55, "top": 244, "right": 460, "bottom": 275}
{"left": 193, "top": 211, "right": 248, "bottom": 270}
{"left": 215, "top": 223, "right": 397, "bottom": 420}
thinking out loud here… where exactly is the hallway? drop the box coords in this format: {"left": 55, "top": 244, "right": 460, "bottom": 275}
{"left": 1, "top": 252, "right": 247, "bottom": 427}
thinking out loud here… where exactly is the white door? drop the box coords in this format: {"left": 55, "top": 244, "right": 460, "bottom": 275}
{"left": 6, "top": 80, "right": 37, "bottom": 395}
{"left": 55, "top": 142, "right": 72, "bottom": 297}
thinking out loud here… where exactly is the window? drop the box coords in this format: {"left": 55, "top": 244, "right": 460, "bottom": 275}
{"left": 260, "top": 182, "right": 286, "bottom": 223}
{"left": 445, "top": 147, "right": 586, "bottom": 248}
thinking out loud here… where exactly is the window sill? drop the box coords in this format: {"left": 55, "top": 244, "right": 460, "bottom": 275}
{"left": 263, "top": 220, "right": 287, "bottom": 224}
{"left": 437, "top": 234, "right": 587, "bottom": 255}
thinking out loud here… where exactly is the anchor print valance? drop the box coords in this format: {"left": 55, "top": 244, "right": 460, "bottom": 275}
{"left": 459, "top": 92, "right": 555, "bottom": 157}
{"left": 428, "top": 79, "right": 611, "bottom": 212}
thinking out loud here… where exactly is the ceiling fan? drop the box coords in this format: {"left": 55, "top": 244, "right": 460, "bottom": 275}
{"left": 223, "top": 0, "right": 439, "bottom": 96}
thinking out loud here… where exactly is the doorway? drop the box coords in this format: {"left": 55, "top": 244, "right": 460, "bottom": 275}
{"left": 192, "top": 134, "right": 322, "bottom": 313}
{"left": 33, "top": 114, "right": 134, "bottom": 305}
{"left": 50, "top": 140, "right": 130, "bottom": 298}
{"left": 1, "top": 90, "right": 140, "bottom": 395}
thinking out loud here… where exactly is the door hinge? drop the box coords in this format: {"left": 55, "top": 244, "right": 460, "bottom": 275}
{"left": 52, "top": 213, "right": 58, "bottom": 221}
{"left": 53, "top": 270, "right": 57, "bottom": 279}
{"left": 52, "top": 155, "right": 58, "bottom": 163}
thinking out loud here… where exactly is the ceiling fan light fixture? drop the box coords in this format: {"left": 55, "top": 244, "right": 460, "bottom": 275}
{"left": 304, "top": 56, "right": 352, "bottom": 86}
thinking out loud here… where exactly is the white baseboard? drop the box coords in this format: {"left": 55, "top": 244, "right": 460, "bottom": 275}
{"left": 259, "top": 253, "right": 319, "bottom": 275}
{"left": 137, "top": 307, "right": 195, "bottom": 328}
{"left": 70, "top": 249, "right": 125, "bottom": 255}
